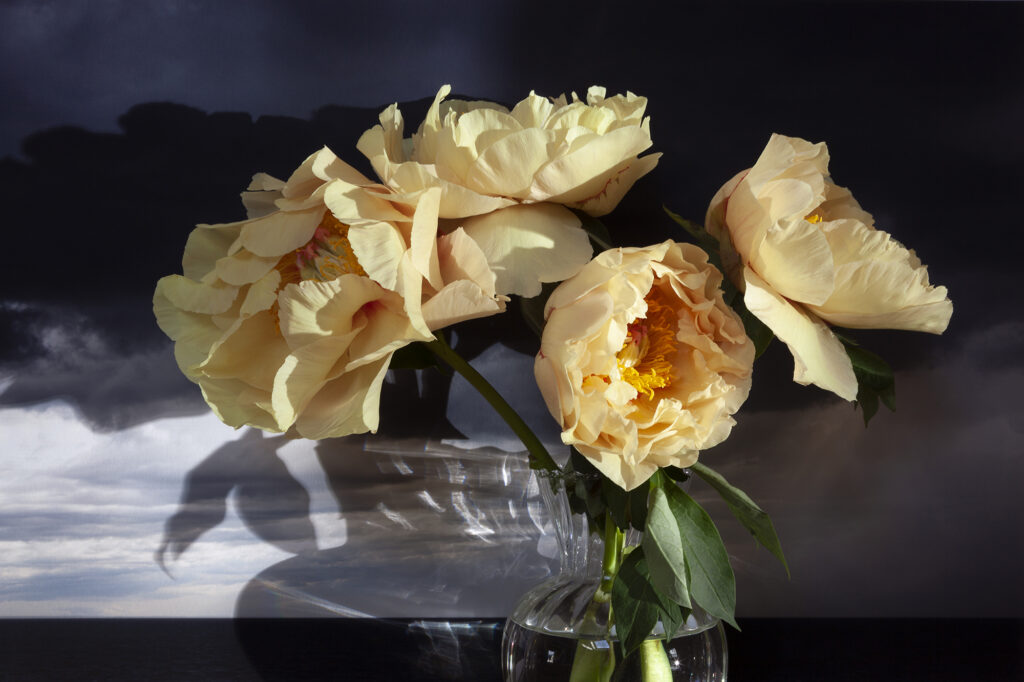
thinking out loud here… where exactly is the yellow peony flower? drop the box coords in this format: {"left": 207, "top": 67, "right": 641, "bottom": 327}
{"left": 154, "top": 147, "right": 506, "bottom": 439}
{"left": 358, "top": 84, "right": 660, "bottom": 219}
{"left": 356, "top": 85, "right": 661, "bottom": 296}
{"left": 705, "top": 134, "right": 953, "bottom": 401}
{"left": 534, "top": 241, "right": 754, "bottom": 491}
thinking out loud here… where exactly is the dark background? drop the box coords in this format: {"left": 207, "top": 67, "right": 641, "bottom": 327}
{"left": 0, "top": 0, "right": 1021, "bottom": 678}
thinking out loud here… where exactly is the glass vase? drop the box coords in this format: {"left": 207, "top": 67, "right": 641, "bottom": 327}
{"left": 502, "top": 471, "right": 728, "bottom": 681}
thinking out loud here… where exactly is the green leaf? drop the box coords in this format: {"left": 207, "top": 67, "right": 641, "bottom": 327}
{"left": 388, "top": 342, "right": 440, "bottom": 370}
{"left": 663, "top": 205, "right": 719, "bottom": 254}
{"left": 661, "top": 466, "right": 690, "bottom": 483}
{"left": 610, "top": 548, "right": 681, "bottom": 658}
{"left": 572, "top": 209, "right": 613, "bottom": 251}
{"left": 841, "top": 340, "right": 896, "bottom": 426}
{"left": 690, "top": 462, "right": 789, "bottom": 577}
{"left": 603, "top": 477, "right": 650, "bottom": 532}
{"left": 642, "top": 486, "right": 691, "bottom": 607}
{"left": 661, "top": 482, "right": 739, "bottom": 629}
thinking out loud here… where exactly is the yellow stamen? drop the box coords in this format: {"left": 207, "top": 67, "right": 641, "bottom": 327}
{"left": 271, "top": 211, "right": 366, "bottom": 329}
{"left": 616, "top": 286, "right": 678, "bottom": 400}
{"left": 805, "top": 212, "right": 823, "bottom": 224}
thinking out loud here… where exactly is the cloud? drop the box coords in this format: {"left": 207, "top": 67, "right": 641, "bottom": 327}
{"left": 0, "top": 405, "right": 298, "bottom": 616}
{"left": 0, "top": 300, "right": 207, "bottom": 431}
{"left": 694, "top": 320, "right": 1024, "bottom": 617}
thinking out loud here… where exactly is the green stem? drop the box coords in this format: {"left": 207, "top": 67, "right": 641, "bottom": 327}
{"left": 424, "top": 336, "right": 558, "bottom": 473}
{"left": 599, "top": 514, "right": 624, "bottom": 601}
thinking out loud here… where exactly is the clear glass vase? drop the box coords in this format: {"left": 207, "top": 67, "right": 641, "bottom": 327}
{"left": 502, "top": 471, "right": 728, "bottom": 681}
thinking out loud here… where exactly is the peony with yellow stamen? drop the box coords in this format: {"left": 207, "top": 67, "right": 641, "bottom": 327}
{"left": 535, "top": 240, "right": 754, "bottom": 491}
{"left": 154, "top": 147, "right": 507, "bottom": 439}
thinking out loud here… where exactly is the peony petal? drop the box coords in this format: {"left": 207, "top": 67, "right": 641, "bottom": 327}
{"left": 323, "top": 178, "right": 409, "bottom": 225}
{"left": 214, "top": 250, "right": 280, "bottom": 286}
{"left": 437, "top": 226, "right": 498, "bottom": 296}
{"left": 409, "top": 186, "right": 443, "bottom": 290}
{"left": 569, "top": 153, "right": 661, "bottom": 217}
{"left": 282, "top": 147, "right": 373, "bottom": 199}
{"left": 743, "top": 268, "right": 858, "bottom": 401}
{"left": 239, "top": 207, "right": 325, "bottom": 257}
{"left": 745, "top": 134, "right": 829, "bottom": 193}
{"left": 421, "top": 279, "right": 506, "bottom": 330}
{"left": 458, "top": 203, "right": 591, "bottom": 297}
{"left": 348, "top": 221, "right": 407, "bottom": 292}
{"left": 465, "top": 127, "right": 553, "bottom": 198}
{"left": 292, "top": 356, "right": 393, "bottom": 438}
{"left": 182, "top": 222, "right": 245, "bottom": 280}
{"left": 199, "top": 377, "right": 282, "bottom": 432}
{"left": 410, "top": 84, "right": 452, "bottom": 164}
{"left": 199, "top": 310, "right": 288, "bottom": 391}
{"left": 241, "top": 174, "right": 285, "bottom": 219}
{"left": 529, "top": 126, "right": 652, "bottom": 204}
{"left": 153, "top": 287, "right": 226, "bottom": 375}
{"left": 753, "top": 211, "right": 836, "bottom": 306}
{"left": 811, "top": 257, "right": 953, "bottom": 332}
{"left": 156, "top": 275, "right": 238, "bottom": 315}
{"left": 510, "top": 91, "right": 556, "bottom": 128}
{"left": 239, "top": 269, "right": 282, "bottom": 317}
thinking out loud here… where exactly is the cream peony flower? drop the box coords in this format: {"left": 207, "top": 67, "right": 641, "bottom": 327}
{"left": 154, "top": 147, "right": 506, "bottom": 439}
{"left": 534, "top": 241, "right": 754, "bottom": 491}
{"left": 357, "top": 84, "right": 661, "bottom": 296}
{"left": 705, "top": 134, "right": 953, "bottom": 401}
{"left": 358, "top": 84, "right": 660, "bottom": 218}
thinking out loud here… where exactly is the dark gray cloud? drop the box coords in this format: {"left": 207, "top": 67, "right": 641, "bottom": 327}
{"left": 0, "top": 300, "right": 207, "bottom": 430}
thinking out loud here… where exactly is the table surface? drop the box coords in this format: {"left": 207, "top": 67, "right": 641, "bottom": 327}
{"left": 1, "top": 618, "right": 1021, "bottom": 681}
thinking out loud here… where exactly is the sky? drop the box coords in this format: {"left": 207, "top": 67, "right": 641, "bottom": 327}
{"left": 0, "top": 1, "right": 1022, "bottom": 621}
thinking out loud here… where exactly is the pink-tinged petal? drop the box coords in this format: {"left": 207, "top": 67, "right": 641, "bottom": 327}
{"left": 743, "top": 268, "right": 857, "bottom": 401}
{"left": 292, "top": 356, "right": 393, "bottom": 438}
{"left": 567, "top": 153, "right": 661, "bottom": 217}
{"left": 459, "top": 203, "right": 591, "bottom": 297}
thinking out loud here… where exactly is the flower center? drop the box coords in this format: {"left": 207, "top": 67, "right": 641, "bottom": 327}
{"left": 805, "top": 212, "right": 824, "bottom": 224}
{"left": 277, "top": 211, "right": 366, "bottom": 286}
{"left": 617, "top": 286, "right": 678, "bottom": 400}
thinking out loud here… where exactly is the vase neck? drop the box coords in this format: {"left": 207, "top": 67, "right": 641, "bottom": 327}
{"left": 538, "top": 472, "right": 641, "bottom": 578}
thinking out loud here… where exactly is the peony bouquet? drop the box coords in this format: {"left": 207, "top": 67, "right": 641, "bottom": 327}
{"left": 155, "top": 85, "right": 952, "bottom": 680}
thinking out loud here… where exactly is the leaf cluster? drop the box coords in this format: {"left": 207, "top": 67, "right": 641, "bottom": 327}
{"left": 839, "top": 335, "right": 896, "bottom": 426}
{"left": 604, "top": 463, "right": 790, "bottom": 660}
